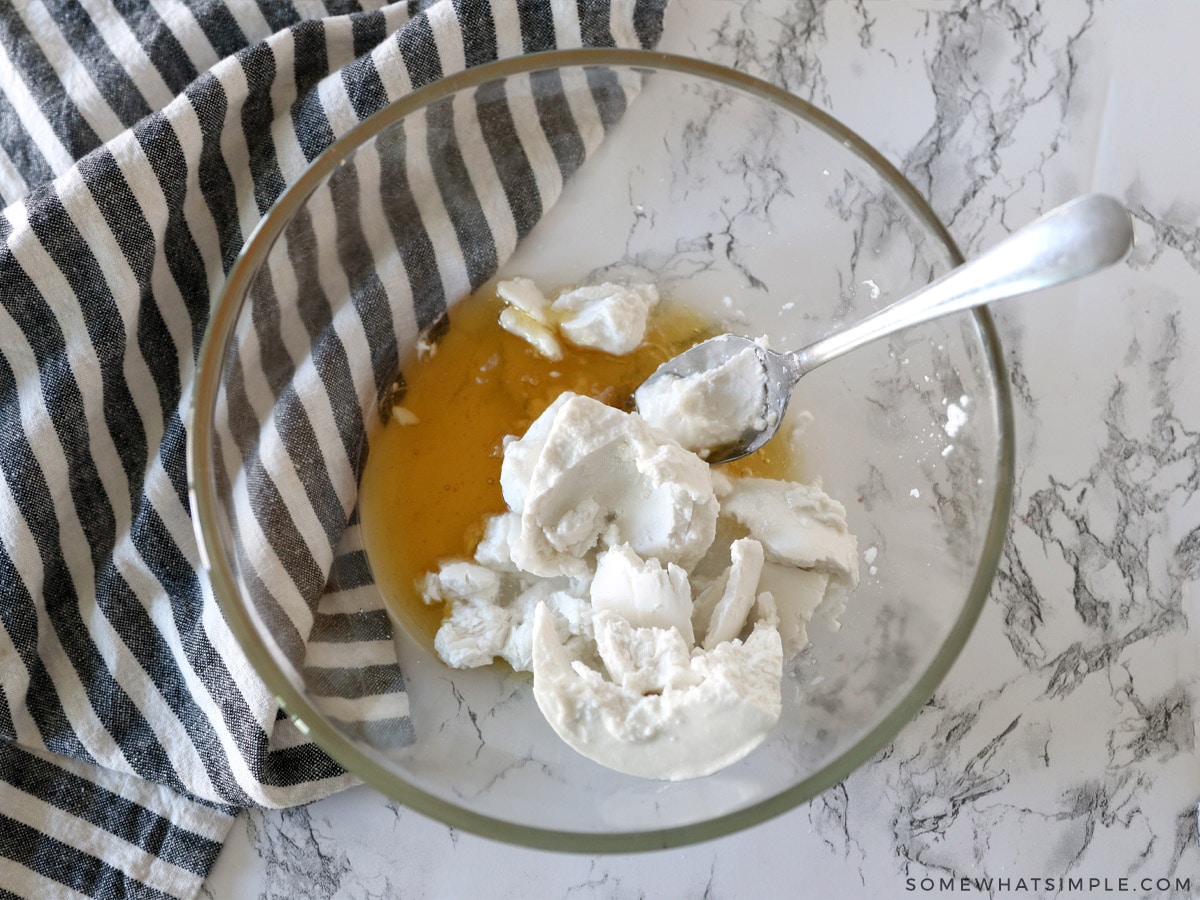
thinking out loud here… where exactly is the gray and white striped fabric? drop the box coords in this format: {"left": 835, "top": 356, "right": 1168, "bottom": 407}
{"left": 0, "top": 1, "right": 665, "bottom": 897}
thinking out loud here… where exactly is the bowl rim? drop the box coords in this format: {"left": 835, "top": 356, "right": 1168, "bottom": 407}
{"left": 188, "top": 46, "right": 1015, "bottom": 852}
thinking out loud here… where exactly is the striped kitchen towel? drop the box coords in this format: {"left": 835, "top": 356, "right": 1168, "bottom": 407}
{"left": 0, "top": 1, "right": 665, "bottom": 898}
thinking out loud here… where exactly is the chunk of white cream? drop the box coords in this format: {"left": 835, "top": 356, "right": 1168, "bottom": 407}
{"left": 421, "top": 561, "right": 594, "bottom": 672}
{"left": 551, "top": 282, "right": 659, "bottom": 355}
{"left": 497, "top": 276, "right": 552, "bottom": 323}
{"left": 531, "top": 604, "right": 782, "bottom": 780}
{"left": 635, "top": 345, "right": 768, "bottom": 456}
{"left": 501, "top": 393, "right": 718, "bottom": 579}
{"left": 495, "top": 278, "right": 659, "bottom": 359}
{"left": 498, "top": 306, "right": 562, "bottom": 361}
{"left": 391, "top": 405, "right": 420, "bottom": 425}
{"left": 692, "top": 537, "right": 765, "bottom": 650}
{"left": 590, "top": 543, "right": 694, "bottom": 645}
{"left": 717, "top": 476, "right": 859, "bottom": 588}
{"left": 755, "top": 563, "right": 831, "bottom": 659}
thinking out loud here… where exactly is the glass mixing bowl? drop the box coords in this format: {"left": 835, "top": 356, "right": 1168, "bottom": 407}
{"left": 190, "top": 49, "right": 1014, "bottom": 850}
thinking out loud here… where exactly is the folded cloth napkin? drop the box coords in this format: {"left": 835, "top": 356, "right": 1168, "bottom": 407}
{"left": 0, "top": 1, "right": 665, "bottom": 897}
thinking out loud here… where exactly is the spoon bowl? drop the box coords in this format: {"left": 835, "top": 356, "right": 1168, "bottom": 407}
{"left": 637, "top": 193, "right": 1135, "bottom": 464}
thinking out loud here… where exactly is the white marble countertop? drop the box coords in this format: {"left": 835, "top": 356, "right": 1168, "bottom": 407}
{"left": 204, "top": 1, "right": 1200, "bottom": 896}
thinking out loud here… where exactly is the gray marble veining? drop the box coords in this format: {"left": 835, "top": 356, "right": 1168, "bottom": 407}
{"left": 205, "top": 1, "right": 1200, "bottom": 896}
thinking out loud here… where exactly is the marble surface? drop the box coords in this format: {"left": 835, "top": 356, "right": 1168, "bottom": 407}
{"left": 204, "top": 1, "right": 1200, "bottom": 896}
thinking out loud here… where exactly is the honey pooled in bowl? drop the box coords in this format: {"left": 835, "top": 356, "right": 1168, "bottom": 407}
{"left": 357, "top": 281, "right": 801, "bottom": 648}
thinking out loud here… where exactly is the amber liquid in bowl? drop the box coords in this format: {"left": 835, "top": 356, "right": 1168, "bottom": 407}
{"left": 358, "top": 285, "right": 800, "bottom": 646}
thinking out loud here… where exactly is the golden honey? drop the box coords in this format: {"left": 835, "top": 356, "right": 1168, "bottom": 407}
{"left": 358, "top": 284, "right": 800, "bottom": 644}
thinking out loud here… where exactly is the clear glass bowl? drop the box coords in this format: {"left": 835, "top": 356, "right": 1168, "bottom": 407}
{"left": 190, "top": 49, "right": 1013, "bottom": 850}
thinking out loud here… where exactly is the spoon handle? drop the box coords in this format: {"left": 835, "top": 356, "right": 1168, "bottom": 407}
{"left": 789, "top": 193, "right": 1134, "bottom": 376}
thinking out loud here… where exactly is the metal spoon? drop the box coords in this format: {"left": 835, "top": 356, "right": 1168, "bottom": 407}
{"left": 635, "top": 193, "right": 1135, "bottom": 464}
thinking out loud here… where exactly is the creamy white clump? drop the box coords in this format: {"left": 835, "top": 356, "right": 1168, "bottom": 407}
{"left": 418, "top": 389, "right": 858, "bottom": 780}
{"left": 532, "top": 605, "right": 783, "bottom": 780}
{"left": 496, "top": 277, "right": 562, "bottom": 360}
{"left": 415, "top": 280, "right": 858, "bottom": 779}
{"left": 551, "top": 282, "right": 659, "bottom": 354}
{"left": 500, "top": 393, "right": 718, "bottom": 579}
{"left": 634, "top": 345, "right": 769, "bottom": 456}
{"left": 496, "top": 278, "right": 659, "bottom": 358}
{"left": 590, "top": 543, "right": 695, "bottom": 645}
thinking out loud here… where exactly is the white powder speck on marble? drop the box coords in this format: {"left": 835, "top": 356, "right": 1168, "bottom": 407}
{"left": 945, "top": 403, "right": 968, "bottom": 438}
